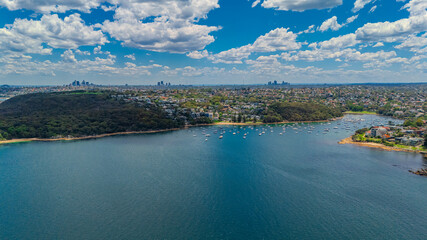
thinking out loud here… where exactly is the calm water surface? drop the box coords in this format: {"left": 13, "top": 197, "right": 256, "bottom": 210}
{"left": 0, "top": 115, "right": 426, "bottom": 239}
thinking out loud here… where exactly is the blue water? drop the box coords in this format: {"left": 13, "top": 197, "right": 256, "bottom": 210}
{"left": 0, "top": 115, "right": 426, "bottom": 239}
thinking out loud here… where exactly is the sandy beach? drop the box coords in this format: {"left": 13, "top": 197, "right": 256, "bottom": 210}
{"left": 339, "top": 137, "right": 423, "bottom": 154}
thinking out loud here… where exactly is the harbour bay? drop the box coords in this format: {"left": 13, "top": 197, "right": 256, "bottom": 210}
{"left": 0, "top": 114, "right": 426, "bottom": 239}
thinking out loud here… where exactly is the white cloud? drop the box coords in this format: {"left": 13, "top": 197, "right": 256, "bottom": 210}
{"left": 299, "top": 25, "right": 316, "bottom": 34}
{"left": 352, "top": 0, "right": 374, "bottom": 13}
{"left": 0, "top": 1, "right": 221, "bottom": 54}
{"left": 125, "top": 53, "right": 136, "bottom": 60}
{"left": 252, "top": 0, "right": 261, "bottom": 8}
{"left": 251, "top": 27, "right": 301, "bottom": 51}
{"left": 210, "top": 45, "right": 253, "bottom": 64}
{"left": 369, "top": 5, "right": 377, "bottom": 13}
{"left": 0, "top": 49, "right": 167, "bottom": 77}
{"left": 0, "top": 28, "right": 52, "bottom": 55}
{"left": 210, "top": 28, "right": 301, "bottom": 63}
{"left": 0, "top": 0, "right": 220, "bottom": 17}
{"left": 395, "top": 33, "right": 427, "bottom": 53}
{"left": 0, "top": 14, "right": 107, "bottom": 55}
{"left": 318, "top": 16, "right": 342, "bottom": 32}
{"left": 260, "top": 0, "right": 342, "bottom": 12}
{"left": 346, "top": 15, "right": 359, "bottom": 24}
{"left": 318, "top": 15, "right": 358, "bottom": 32}
{"left": 110, "top": 0, "right": 219, "bottom": 22}
{"left": 355, "top": 13, "right": 427, "bottom": 42}
{"left": 318, "top": 34, "right": 359, "bottom": 49}
{"left": 373, "top": 42, "right": 384, "bottom": 47}
{"left": 280, "top": 48, "right": 398, "bottom": 64}
{"left": 0, "top": 0, "right": 103, "bottom": 13}
{"left": 93, "top": 46, "right": 108, "bottom": 54}
{"left": 100, "top": 0, "right": 220, "bottom": 53}
{"left": 75, "top": 49, "right": 90, "bottom": 55}
{"left": 403, "top": 0, "right": 427, "bottom": 16}
{"left": 160, "top": 66, "right": 225, "bottom": 77}
{"left": 61, "top": 49, "right": 77, "bottom": 63}
{"left": 187, "top": 50, "right": 209, "bottom": 59}
{"left": 14, "top": 14, "right": 107, "bottom": 49}
{"left": 102, "top": 18, "right": 219, "bottom": 53}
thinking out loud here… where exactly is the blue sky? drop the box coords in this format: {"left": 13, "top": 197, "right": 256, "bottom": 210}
{"left": 0, "top": 0, "right": 426, "bottom": 85}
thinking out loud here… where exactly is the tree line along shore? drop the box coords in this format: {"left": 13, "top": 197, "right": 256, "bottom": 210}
{"left": 0, "top": 91, "right": 343, "bottom": 142}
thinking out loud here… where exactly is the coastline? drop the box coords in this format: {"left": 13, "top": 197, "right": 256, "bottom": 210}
{"left": 214, "top": 116, "right": 344, "bottom": 126}
{"left": 343, "top": 111, "right": 378, "bottom": 115}
{"left": 0, "top": 128, "right": 183, "bottom": 145}
{"left": 0, "top": 117, "right": 342, "bottom": 146}
{"left": 338, "top": 137, "right": 424, "bottom": 154}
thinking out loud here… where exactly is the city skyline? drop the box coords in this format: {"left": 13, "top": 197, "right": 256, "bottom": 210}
{"left": 0, "top": 0, "right": 426, "bottom": 85}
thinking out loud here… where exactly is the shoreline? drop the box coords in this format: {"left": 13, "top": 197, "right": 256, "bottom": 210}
{"left": 338, "top": 137, "right": 424, "bottom": 154}
{"left": 343, "top": 111, "right": 378, "bottom": 115}
{"left": 0, "top": 117, "right": 342, "bottom": 145}
{"left": 0, "top": 128, "right": 183, "bottom": 145}
{"left": 213, "top": 117, "right": 342, "bottom": 126}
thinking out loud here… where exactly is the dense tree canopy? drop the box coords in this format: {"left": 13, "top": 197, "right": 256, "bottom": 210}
{"left": 0, "top": 91, "right": 183, "bottom": 139}
{"left": 263, "top": 102, "right": 343, "bottom": 123}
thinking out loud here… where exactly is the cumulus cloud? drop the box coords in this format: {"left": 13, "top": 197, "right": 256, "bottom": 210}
{"left": 210, "top": 28, "right": 301, "bottom": 63}
{"left": 299, "top": 25, "right": 316, "bottom": 34}
{"left": 160, "top": 66, "right": 225, "bottom": 77}
{"left": 355, "top": 13, "right": 427, "bottom": 42}
{"left": 260, "top": 0, "right": 342, "bottom": 12}
{"left": 210, "top": 45, "right": 253, "bottom": 64}
{"left": 0, "top": 0, "right": 103, "bottom": 13}
{"left": 280, "top": 48, "right": 398, "bottom": 64}
{"left": 395, "top": 33, "right": 427, "bottom": 53}
{"left": 100, "top": 0, "right": 220, "bottom": 53}
{"left": 187, "top": 50, "right": 209, "bottom": 59}
{"left": 318, "top": 15, "right": 358, "bottom": 32}
{"left": 0, "top": 28, "right": 52, "bottom": 55}
{"left": 75, "top": 49, "right": 90, "bottom": 55}
{"left": 251, "top": 27, "right": 301, "bottom": 51}
{"left": 0, "top": 1, "right": 221, "bottom": 54}
{"left": 352, "top": 0, "right": 374, "bottom": 13}
{"left": 403, "top": 0, "right": 427, "bottom": 16}
{"left": 0, "top": 49, "right": 166, "bottom": 77}
{"left": 318, "top": 34, "right": 360, "bottom": 49}
{"left": 61, "top": 49, "right": 77, "bottom": 63}
{"left": 0, "top": 0, "right": 219, "bottom": 17}
{"left": 102, "top": 18, "right": 219, "bottom": 53}
{"left": 110, "top": 0, "right": 219, "bottom": 22}
{"left": 373, "top": 42, "right": 384, "bottom": 47}
{"left": 346, "top": 15, "right": 359, "bottom": 24}
{"left": 124, "top": 53, "right": 136, "bottom": 60}
{"left": 318, "top": 16, "right": 342, "bottom": 32}
{"left": 0, "top": 14, "right": 107, "bottom": 54}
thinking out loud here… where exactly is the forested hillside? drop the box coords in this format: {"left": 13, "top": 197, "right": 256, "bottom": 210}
{"left": 263, "top": 102, "right": 343, "bottom": 123}
{"left": 0, "top": 91, "right": 183, "bottom": 139}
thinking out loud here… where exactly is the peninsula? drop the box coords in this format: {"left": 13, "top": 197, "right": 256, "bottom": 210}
{"left": 340, "top": 121, "right": 427, "bottom": 176}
